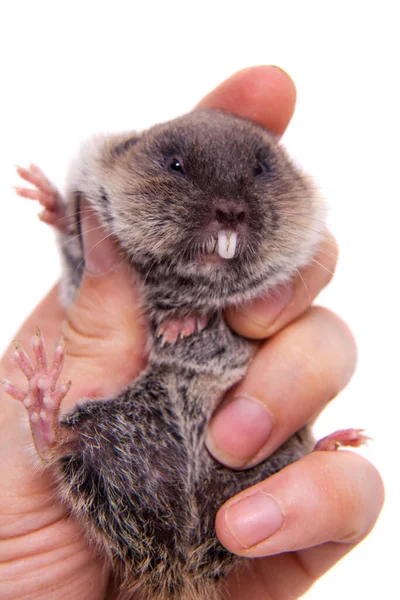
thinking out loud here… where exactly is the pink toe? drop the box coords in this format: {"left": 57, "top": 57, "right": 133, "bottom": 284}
{"left": 181, "top": 317, "right": 197, "bottom": 337}
{"left": 13, "top": 344, "right": 35, "bottom": 380}
{"left": 314, "top": 428, "right": 370, "bottom": 452}
{"left": 163, "top": 324, "right": 180, "bottom": 344}
{"left": 32, "top": 329, "right": 48, "bottom": 372}
{"left": 0, "top": 379, "right": 27, "bottom": 402}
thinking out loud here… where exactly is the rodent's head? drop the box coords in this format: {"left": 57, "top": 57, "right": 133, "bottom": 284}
{"left": 81, "top": 110, "right": 325, "bottom": 307}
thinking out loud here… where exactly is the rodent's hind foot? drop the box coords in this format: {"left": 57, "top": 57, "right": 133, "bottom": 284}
{"left": 314, "top": 428, "right": 371, "bottom": 452}
{"left": 157, "top": 314, "right": 209, "bottom": 345}
{"left": 14, "top": 164, "right": 66, "bottom": 229}
{"left": 1, "top": 328, "right": 71, "bottom": 460}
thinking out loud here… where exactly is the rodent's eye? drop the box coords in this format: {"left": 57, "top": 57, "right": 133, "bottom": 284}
{"left": 168, "top": 157, "right": 185, "bottom": 175}
{"left": 253, "top": 161, "right": 271, "bottom": 177}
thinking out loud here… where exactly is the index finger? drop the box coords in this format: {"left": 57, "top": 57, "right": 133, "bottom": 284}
{"left": 198, "top": 67, "right": 335, "bottom": 340}
{"left": 218, "top": 452, "right": 384, "bottom": 597}
{"left": 197, "top": 65, "right": 297, "bottom": 136}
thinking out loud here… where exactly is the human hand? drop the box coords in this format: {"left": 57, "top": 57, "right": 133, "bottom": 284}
{"left": 200, "top": 69, "right": 384, "bottom": 598}
{"left": 0, "top": 244, "right": 148, "bottom": 596}
{"left": 0, "top": 66, "right": 383, "bottom": 600}
{"left": 208, "top": 304, "right": 383, "bottom": 599}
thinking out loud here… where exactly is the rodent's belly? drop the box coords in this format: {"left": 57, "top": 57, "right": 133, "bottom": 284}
{"left": 57, "top": 316, "right": 258, "bottom": 598}
{"left": 58, "top": 349, "right": 311, "bottom": 599}
{"left": 59, "top": 312, "right": 257, "bottom": 528}
{"left": 150, "top": 313, "right": 256, "bottom": 378}
{"left": 58, "top": 363, "right": 246, "bottom": 594}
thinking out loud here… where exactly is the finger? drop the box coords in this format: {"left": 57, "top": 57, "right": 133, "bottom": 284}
{"left": 197, "top": 65, "right": 296, "bottom": 136}
{"left": 58, "top": 203, "right": 148, "bottom": 408}
{"left": 80, "top": 197, "right": 121, "bottom": 275}
{"left": 225, "top": 230, "right": 338, "bottom": 339}
{"left": 206, "top": 307, "right": 356, "bottom": 469}
{"left": 216, "top": 451, "right": 384, "bottom": 561}
{"left": 1, "top": 204, "right": 147, "bottom": 414}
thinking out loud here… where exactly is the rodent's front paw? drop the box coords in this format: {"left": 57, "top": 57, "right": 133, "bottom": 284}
{"left": 1, "top": 328, "right": 71, "bottom": 460}
{"left": 314, "top": 428, "right": 371, "bottom": 452}
{"left": 14, "top": 164, "right": 66, "bottom": 229}
{"left": 157, "top": 314, "right": 208, "bottom": 345}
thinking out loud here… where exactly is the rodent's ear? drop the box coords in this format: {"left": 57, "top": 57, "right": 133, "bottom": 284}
{"left": 112, "top": 134, "right": 140, "bottom": 157}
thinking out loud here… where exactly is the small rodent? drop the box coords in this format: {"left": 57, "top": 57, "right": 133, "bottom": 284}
{"left": 5, "top": 110, "right": 366, "bottom": 600}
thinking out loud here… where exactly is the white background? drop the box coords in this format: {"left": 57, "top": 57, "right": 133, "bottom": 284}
{"left": 0, "top": 1, "right": 398, "bottom": 598}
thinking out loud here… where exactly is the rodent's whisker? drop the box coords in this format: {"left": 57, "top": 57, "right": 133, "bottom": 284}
{"left": 284, "top": 219, "right": 329, "bottom": 238}
{"left": 59, "top": 224, "right": 106, "bottom": 249}
{"left": 310, "top": 258, "right": 335, "bottom": 277}
{"left": 295, "top": 267, "right": 312, "bottom": 305}
{"left": 282, "top": 212, "right": 331, "bottom": 227}
{"left": 278, "top": 228, "right": 338, "bottom": 261}
{"left": 76, "top": 230, "right": 115, "bottom": 272}
{"left": 311, "top": 242, "right": 338, "bottom": 260}
{"left": 54, "top": 208, "right": 97, "bottom": 224}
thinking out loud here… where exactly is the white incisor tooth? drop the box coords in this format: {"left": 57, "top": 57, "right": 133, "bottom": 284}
{"left": 217, "top": 230, "right": 238, "bottom": 259}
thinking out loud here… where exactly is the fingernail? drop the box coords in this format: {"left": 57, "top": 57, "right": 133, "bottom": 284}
{"left": 270, "top": 65, "right": 290, "bottom": 76}
{"left": 235, "top": 284, "right": 293, "bottom": 332}
{"left": 225, "top": 492, "right": 284, "bottom": 548}
{"left": 81, "top": 200, "right": 120, "bottom": 274}
{"left": 206, "top": 395, "right": 273, "bottom": 468}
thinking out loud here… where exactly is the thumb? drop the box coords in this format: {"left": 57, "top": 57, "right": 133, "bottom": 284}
{"left": 0, "top": 204, "right": 146, "bottom": 453}
{"left": 60, "top": 202, "right": 147, "bottom": 409}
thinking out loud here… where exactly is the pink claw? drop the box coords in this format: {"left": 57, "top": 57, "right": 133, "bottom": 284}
{"left": 157, "top": 314, "right": 209, "bottom": 345}
{"left": 314, "top": 428, "right": 371, "bottom": 452}
{"left": 15, "top": 164, "right": 67, "bottom": 230}
{"left": 1, "top": 329, "right": 71, "bottom": 460}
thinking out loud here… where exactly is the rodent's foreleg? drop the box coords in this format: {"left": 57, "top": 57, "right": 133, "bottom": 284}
{"left": 15, "top": 164, "right": 67, "bottom": 230}
{"left": 1, "top": 328, "right": 74, "bottom": 460}
{"left": 314, "top": 428, "right": 370, "bottom": 451}
{"left": 157, "top": 314, "right": 209, "bottom": 345}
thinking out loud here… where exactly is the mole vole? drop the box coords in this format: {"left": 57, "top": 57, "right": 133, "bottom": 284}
{"left": 4, "top": 110, "right": 366, "bottom": 600}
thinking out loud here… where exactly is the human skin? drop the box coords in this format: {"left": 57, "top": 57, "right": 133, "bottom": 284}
{"left": 0, "top": 66, "right": 384, "bottom": 600}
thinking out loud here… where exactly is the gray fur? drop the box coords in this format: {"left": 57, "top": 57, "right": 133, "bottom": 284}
{"left": 51, "top": 110, "right": 324, "bottom": 599}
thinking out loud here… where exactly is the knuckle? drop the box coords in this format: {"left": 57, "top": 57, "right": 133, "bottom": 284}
{"left": 289, "top": 307, "right": 358, "bottom": 393}
{"left": 335, "top": 453, "right": 385, "bottom": 543}
{"left": 314, "top": 231, "right": 339, "bottom": 287}
{"left": 310, "top": 307, "right": 357, "bottom": 363}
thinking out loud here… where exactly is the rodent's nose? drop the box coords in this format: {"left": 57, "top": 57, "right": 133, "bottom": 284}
{"left": 213, "top": 199, "right": 246, "bottom": 228}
